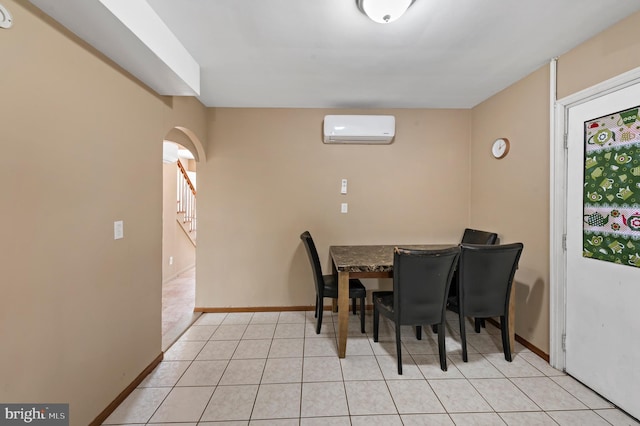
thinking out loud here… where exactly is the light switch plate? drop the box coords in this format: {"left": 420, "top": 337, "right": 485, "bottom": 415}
{"left": 114, "top": 220, "right": 124, "bottom": 240}
{"left": 341, "top": 179, "right": 348, "bottom": 194}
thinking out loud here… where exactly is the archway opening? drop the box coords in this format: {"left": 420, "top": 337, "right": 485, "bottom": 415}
{"left": 161, "top": 127, "right": 205, "bottom": 350}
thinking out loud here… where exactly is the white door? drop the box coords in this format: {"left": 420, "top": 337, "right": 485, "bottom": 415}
{"left": 566, "top": 82, "right": 640, "bottom": 419}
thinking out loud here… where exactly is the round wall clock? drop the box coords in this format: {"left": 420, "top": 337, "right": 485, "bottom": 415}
{"left": 491, "top": 138, "right": 510, "bottom": 159}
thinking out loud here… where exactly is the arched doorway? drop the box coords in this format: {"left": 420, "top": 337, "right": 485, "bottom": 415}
{"left": 161, "top": 127, "right": 206, "bottom": 350}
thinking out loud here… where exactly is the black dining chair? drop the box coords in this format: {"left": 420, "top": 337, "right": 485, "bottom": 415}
{"left": 372, "top": 246, "right": 460, "bottom": 374}
{"left": 300, "top": 231, "right": 366, "bottom": 334}
{"left": 457, "top": 242, "right": 524, "bottom": 362}
{"left": 460, "top": 228, "right": 499, "bottom": 245}
{"left": 446, "top": 228, "right": 498, "bottom": 327}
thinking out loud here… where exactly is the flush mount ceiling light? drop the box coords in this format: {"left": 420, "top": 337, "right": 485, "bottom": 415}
{"left": 0, "top": 3, "right": 13, "bottom": 29}
{"left": 356, "top": 0, "right": 415, "bottom": 24}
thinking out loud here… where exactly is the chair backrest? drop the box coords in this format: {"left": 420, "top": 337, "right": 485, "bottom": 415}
{"left": 461, "top": 228, "right": 498, "bottom": 245}
{"left": 392, "top": 246, "right": 460, "bottom": 326}
{"left": 458, "top": 243, "right": 524, "bottom": 317}
{"left": 300, "top": 231, "right": 325, "bottom": 298}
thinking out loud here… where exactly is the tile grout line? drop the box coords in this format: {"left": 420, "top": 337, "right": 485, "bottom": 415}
{"left": 104, "top": 311, "right": 639, "bottom": 425}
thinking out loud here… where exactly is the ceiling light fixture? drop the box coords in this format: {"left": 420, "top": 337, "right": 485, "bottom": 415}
{"left": 0, "top": 3, "right": 13, "bottom": 29}
{"left": 356, "top": 0, "right": 415, "bottom": 24}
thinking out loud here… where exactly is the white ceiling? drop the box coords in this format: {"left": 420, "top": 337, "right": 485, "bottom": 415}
{"left": 29, "top": 0, "right": 640, "bottom": 108}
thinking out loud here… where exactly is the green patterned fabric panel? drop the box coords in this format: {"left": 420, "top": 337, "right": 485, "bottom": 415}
{"left": 583, "top": 106, "right": 640, "bottom": 267}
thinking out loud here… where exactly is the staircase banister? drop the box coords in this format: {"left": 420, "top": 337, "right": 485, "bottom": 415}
{"left": 177, "top": 159, "right": 196, "bottom": 196}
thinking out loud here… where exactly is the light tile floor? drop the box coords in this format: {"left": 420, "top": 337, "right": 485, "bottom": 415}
{"left": 105, "top": 310, "right": 639, "bottom": 425}
{"left": 162, "top": 267, "right": 200, "bottom": 351}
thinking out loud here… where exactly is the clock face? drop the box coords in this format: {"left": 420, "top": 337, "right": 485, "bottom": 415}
{"left": 492, "top": 138, "right": 510, "bottom": 159}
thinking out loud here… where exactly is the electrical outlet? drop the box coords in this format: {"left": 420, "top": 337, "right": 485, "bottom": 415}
{"left": 169, "top": 256, "right": 174, "bottom": 265}
{"left": 341, "top": 203, "right": 348, "bottom": 213}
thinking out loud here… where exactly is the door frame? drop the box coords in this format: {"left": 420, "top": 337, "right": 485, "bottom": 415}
{"left": 550, "top": 65, "right": 640, "bottom": 370}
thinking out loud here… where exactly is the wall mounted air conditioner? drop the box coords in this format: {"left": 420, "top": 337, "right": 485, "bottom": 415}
{"left": 323, "top": 115, "right": 395, "bottom": 144}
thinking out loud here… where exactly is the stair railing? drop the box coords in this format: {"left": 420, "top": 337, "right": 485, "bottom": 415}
{"left": 176, "top": 159, "right": 196, "bottom": 234}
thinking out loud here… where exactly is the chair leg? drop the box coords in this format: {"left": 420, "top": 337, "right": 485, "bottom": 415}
{"left": 395, "top": 324, "right": 403, "bottom": 375}
{"left": 500, "top": 315, "right": 512, "bottom": 362}
{"left": 373, "top": 302, "right": 379, "bottom": 342}
{"left": 415, "top": 325, "right": 422, "bottom": 340}
{"left": 474, "top": 318, "right": 487, "bottom": 333}
{"left": 316, "top": 297, "right": 323, "bottom": 335}
{"left": 437, "top": 323, "right": 447, "bottom": 371}
{"left": 360, "top": 296, "right": 365, "bottom": 333}
{"left": 314, "top": 295, "right": 319, "bottom": 318}
{"left": 459, "top": 310, "right": 468, "bottom": 362}
{"left": 352, "top": 297, "right": 356, "bottom": 315}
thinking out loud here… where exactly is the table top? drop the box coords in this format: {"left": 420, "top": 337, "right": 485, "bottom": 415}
{"left": 329, "top": 244, "right": 456, "bottom": 273}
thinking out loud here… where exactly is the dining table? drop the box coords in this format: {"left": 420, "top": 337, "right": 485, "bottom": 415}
{"left": 329, "top": 244, "right": 516, "bottom": 358}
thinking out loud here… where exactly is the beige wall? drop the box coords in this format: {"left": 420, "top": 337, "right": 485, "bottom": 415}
{"left": 0, "top": 2, "right": 206, "bottom": 424}
{"left": 557, "top": 11, "right": 640, "bottom": 100}
{"left": 197, "top": 108, "right": 471, "bottom": 308}
{"left": 470, "top": 66, "right": 551, "bottom": 352}
{"left": 469, "top": 10, "right": 640, "bottom": 354}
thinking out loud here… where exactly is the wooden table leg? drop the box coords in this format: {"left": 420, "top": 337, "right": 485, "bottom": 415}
{"left": 337, "top": 270, "right": 349, "bottom": 358}
{"left": 509, "top": 285, "right": 515, "bottom": 353}
{"left": 331, "top": 261, "right": 338, "bottom": 313}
